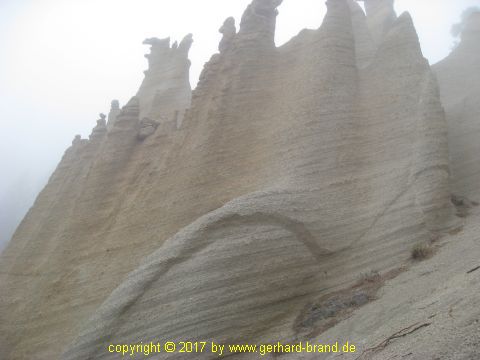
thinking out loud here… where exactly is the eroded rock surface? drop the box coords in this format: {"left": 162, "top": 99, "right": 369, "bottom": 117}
{"left": 106, "top": 100, "right": 121, "bottom": 131}
{"left": 0, "top": 1, "right": 465, "bottom": 359}
{"left": 137, "top": 35, "right": 192, "bottom": 126}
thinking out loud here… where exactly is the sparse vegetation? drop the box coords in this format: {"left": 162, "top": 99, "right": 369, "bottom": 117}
{"left": 359, "top": 270, "right": 381, "bottom": 284}
{"left": 411, "top": 243, "right": 433, "bottom": 260}
{"left": 451, "top": 194, "right": 479, "bottom": 218}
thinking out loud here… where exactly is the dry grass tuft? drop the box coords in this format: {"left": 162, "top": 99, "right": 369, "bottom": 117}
{"left": 411, "top": 243, "right": 433, "bottom": 260}
{"left": 358, "top": 270, "right": 381, "bottom": 285}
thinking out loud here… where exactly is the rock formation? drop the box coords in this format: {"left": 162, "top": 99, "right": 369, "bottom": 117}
{"left": 433, "top": 9, "right": 480, "bottom": 201}
{"left": 218, "top": 17, "right": 236, "bottom": 53}
{"left": 0, "top": 1, "right": 466, "bottom": 359}
{"left": 137, "top": 35, "right": 192, "bottom": 127}
{"left": 89, "top": 113, "right": 108, "bottom": 141}
{"left": 358, "top": 0, "right": 396, "bottom": 44}
{"left": 106, "top": 100, "right": 121, "bottom": 131}
{"left": 137, "top": 117, "right": 160, "bottom": 140}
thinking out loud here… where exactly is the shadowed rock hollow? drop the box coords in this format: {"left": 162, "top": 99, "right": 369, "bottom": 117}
{"left": 0, "top": 0, "right": 468, "bottom": 359}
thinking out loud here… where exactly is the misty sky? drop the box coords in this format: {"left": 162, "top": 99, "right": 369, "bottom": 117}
{"left": 0, "top": 0, "right": 478, "bottom": 251}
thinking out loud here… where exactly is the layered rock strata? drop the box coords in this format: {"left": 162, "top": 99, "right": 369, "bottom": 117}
{"left": 0, "top": 1, "right": 460, "bottom": 359}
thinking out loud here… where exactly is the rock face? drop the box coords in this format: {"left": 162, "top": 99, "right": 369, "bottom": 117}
{"left": 0, "top": 1, "right": 461, "bottom": 359}
{"left": 359, "top": 0, "right": 396, "bottom": 44}
{"left": 106, "top": 100, "right": 121, "bottom": 131}
{"left": 89, "top": 114, "right": 108, "bottom": 141}
{"left": 137, "top": 35, "right": 193, "bottom": 127}
{"left": 433, "top": 9, "right": 480, "bottom": 201}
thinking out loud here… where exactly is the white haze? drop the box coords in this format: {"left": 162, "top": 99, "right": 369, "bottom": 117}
{"left": 0, "top": 0, "right": 478, "bottom": 251}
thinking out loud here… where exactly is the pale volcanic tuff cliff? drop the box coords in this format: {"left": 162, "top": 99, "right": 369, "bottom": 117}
{"left": 0, "top": 0, "right": 466, "bottom": 359}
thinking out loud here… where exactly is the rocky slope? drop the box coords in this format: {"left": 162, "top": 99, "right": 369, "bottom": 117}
{"left": 0, "top": 0, "right": 472, "bottom": 359}
{"left": 287, "top": 204, "right": 480, "bottom": 360}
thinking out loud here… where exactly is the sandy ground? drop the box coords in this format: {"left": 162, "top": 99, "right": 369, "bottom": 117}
{"left": 285, "top": 205, "right": 480, "bottom": 360}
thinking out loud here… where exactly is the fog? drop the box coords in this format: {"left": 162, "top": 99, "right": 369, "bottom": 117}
{"left": 0, "top": 0, "right": 478, "bottom": 251}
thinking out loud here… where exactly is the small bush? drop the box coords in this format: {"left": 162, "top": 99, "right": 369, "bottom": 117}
{"left": 359, "top": 270, "right": 381, "bottom": 284}
{"left": 411, "top": 243, "right": 433, "bottom": 260}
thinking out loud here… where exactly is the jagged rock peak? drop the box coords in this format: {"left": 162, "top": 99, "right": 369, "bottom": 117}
{"left": 358, "top": 0, "right": 397, "bottom": 44}
{"left": 375, "top": 11, "right": 424, "bottom": 65}
{"left": 137, "top": 34, "right": 192, "bottom": 121}
{"left": 72, "top": 134, "right": 82, "bottom": 145}
{"left": 219, "top": 17, "right": 236, "bottom": 53}
{"left": 110, "top": 100, "right": 119, "bottom": 110}
{"left": 349, "top": 0, "right": 366, "bottom": 14}
{"left": 89, "top": 114, "right": 108, "bottom": 140}
{"left": 1, "top": 2, "right": 464, "bottom": 358}
{"left": 107, "top": 100, "right": 121, "bottom": 131}
{"left": 177, "top": 33, "right": 193, "bottom": 56}
{"left": 143, "top": 34, "right": 193, "bottom": 70}
{"left": 246, "top": 0, "right": 283, "bottom": 18}
{"left": 239, "top": 0, "right": 283, "bottom": 45}
{"left": 143, "top": 37, "right": 170, "bottom": 65}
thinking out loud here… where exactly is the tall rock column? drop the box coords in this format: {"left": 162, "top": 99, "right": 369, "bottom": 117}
{"left": 106, "top": 100, "right": 120, "bottom": 131}
{"left": 136, "top": 35, "right": 193, "bottom": 127}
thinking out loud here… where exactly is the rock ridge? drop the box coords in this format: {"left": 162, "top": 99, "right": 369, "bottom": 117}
{"left": 0, "top": 1, "right": 466, "bottom": 359}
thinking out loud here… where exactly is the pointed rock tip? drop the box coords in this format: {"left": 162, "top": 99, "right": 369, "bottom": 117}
{"left": 248, "top": 0, "right": 283, "bottom": 17}
{"left": 347, "top": 0, "right": 365, "bottom": 14}
{"left": 180, "top": 33, "right": 193, "bottom": 43}
{"left": 72, "top": 134, "right": 82, "bottom": 145}
{"left": 239, "top": 0, "right": 283, "bottom": 38}
{"left": 389, "top": 11, "right": 420, "bottom": 39}
{"left": 178, "top": 33, "right": 193, "bottom": 49}
{"left": 143, "top": 37, "right": 170, "bottom": 47}
{"left": 397, "top": 11, "right": 413, "bottom": 24}
{"left": 382, "top": 11, "right": 416, "bottom": 36}
{"left": 376, "top": 10, "right": 424, "bottom": 62}
{"left": 221, "top": 17, "right": 236, "bottom": 30}
{"left": 219, "top": 17, "right": 237, "bottom": 52}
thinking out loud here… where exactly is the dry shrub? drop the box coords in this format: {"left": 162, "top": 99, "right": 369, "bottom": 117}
{"left": 359, "top": 270, "right": 381, "bottom": 284}
{"left": 411, "top": 243, "right": 433, "bottom": 260}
